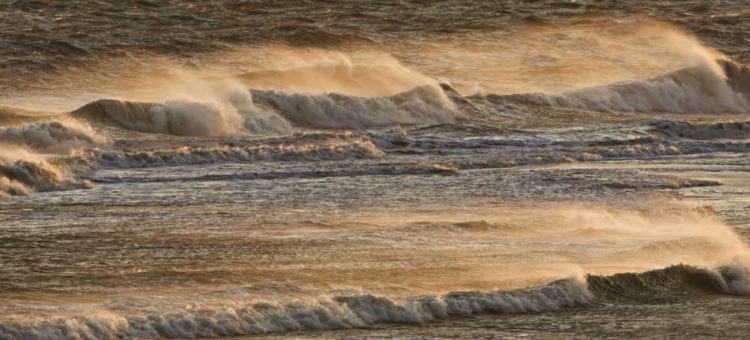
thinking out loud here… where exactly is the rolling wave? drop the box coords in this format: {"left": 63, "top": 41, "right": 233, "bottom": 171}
{"left": 0, "top": 107, "right": 56, "bottom": 126}
{"left": 1, "top": 264, "right": 746, "bottom": 339}
{"left": 251, "top": 85, "right": 458, "bottom": 129}
{"left": 0, "top": 146, "right": 90, "bottom": 197}
{"left": 0, "top": 278, "right": 592, "bottom": 339}
{"left": 500, "top": 59, "right": 750, "bottom": 115}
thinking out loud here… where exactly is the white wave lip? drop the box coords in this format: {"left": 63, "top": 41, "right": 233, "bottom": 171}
{"left": 0, "top": 279, "right": 591, "bottom": 340}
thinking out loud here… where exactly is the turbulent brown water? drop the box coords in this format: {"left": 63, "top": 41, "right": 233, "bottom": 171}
{"left": 2, "top": 1, "right": 750, "bottom": 339}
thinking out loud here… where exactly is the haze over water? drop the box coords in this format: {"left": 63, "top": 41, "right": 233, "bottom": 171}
{"left": 2, "top": 1, "right": 750, "bottom": 339}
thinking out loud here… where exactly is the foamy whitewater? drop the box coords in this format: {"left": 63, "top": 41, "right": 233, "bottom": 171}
{"left": 2, "top": 1, "right": 750, "bottom": 339}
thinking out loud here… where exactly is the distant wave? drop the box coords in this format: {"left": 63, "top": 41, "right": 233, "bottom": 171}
{"left": 499, "top": 59, "right": 750, "bottom": 115}
{"left": 1, "top": 264, "right": 746, "bottom": 339}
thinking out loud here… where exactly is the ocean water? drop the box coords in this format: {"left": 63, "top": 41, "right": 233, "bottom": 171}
{"left": 1, "top": 1, "right": 750, "bottom": 339}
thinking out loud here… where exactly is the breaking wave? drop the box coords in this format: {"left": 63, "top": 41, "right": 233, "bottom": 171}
{"left": 0, "top": 120, "right": 108, "bottom": 153}
{"left": 91, "top": 162, "right": 458, "bottom": 184}
{"left": 1, "top": 263, "right": 748, "bottom": 339}
{"left": 251, "top": 85, "right": 458, "bottom": 129}
{"left": 0, "top": 145, "right": 90, "bottom": 197}
{"left": 71, "top": 98, "right": 292, "bottom": 137}
{"left": 70, "top": 84, "right": 458, "bottom": 137}
{"left": 63, "top": 59, "right": 750, "bottom": 139}
{"left": 502, "top": 59, "right": 750, "bottom": 115}
{"left": 0, "top": 278, "right": 591, "bottom": 339}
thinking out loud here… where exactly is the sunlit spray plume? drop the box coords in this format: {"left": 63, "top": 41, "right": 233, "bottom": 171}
{"left": 224, "top": 46, "right": 439, "bottom": 97}
{"left": 392, "top": 19, "right": 728, "bottom": 96}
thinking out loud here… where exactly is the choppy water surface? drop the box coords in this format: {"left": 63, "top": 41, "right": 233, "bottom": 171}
{"left": 1, "top": 1, "right": 750, "bottom": 339}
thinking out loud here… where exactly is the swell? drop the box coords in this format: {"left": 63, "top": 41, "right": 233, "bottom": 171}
{"left": 1, "top": 264, "right": 746, "bottom": 339}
